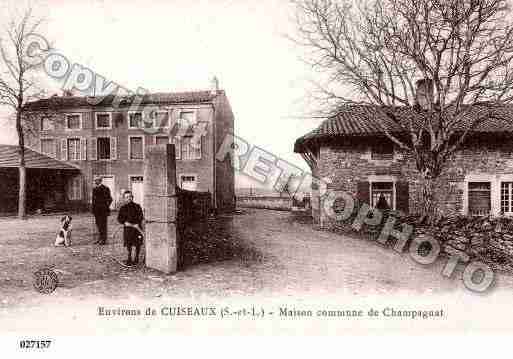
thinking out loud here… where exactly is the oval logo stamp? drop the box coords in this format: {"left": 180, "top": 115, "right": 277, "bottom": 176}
{"left": 33, "top": 268, "right": 59, "bottom": 294}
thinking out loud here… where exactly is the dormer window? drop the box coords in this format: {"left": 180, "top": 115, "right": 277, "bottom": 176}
{"left": 371, "top": 139, "right": 394, "bottom": 160}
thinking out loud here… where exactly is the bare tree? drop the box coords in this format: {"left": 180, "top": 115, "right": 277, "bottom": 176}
{"left": 0, "top": 8, "right": 48, "bottom": 219}
{"left": 292, "top": 0, "right": 513, "bottom": 221}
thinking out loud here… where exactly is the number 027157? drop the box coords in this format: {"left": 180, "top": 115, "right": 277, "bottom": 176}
{"left": 19, "top": 340, "right": 52, "bottom": 349}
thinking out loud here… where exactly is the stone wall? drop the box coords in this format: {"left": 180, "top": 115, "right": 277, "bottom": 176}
{"left": 313, "top": 135, "right": 513, "bottom": 226}
{"left": 237, "top": 196, "right": 292, "bottom": 211}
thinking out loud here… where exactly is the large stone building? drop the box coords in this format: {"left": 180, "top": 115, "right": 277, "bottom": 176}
{"left": 294, "top": 105, "right": 513, "bottom": 225}
{"left": 21, "top": 88, "right": 235, "bottom": 213}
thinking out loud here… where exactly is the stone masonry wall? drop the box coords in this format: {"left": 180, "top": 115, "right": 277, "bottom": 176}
{"left": 314, "top": 136, "right": 513, "bottom": 226}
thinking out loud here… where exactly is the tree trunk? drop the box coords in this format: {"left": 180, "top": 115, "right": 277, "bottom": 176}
{"left": 18, "top": 165, "right": 26, "bottom": 219}
{"left": 16, "top": 110, "right": 27, "bottom": 219}
{"left": 419, "top": 176, "right": 440, "bottom": 225}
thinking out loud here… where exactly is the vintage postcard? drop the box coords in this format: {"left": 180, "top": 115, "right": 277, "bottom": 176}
{"left": 1, "top": 0, "right": 513, "bottom": 355}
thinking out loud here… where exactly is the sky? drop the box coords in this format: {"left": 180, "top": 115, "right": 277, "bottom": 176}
{"left": 0, "top": 0, "right": 324, "bottom": 189}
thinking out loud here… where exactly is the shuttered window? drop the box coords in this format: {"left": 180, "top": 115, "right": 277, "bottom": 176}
{"left": 67, "top": 138, "right": 81, "bottom": 161}
{"left": 96, "top": 113, "right": 111, "bottom": 129}
{"left": 129, "top": 136, "right": 144, "bottom": 160}
{"left": 468, "top": 182, "right": 491, "bottom": 216}
{"left": 128, "top": 112, "right": 143, "bottom": 128}
{"left": 97, "top": 137, "right": 111, "bottom": 160}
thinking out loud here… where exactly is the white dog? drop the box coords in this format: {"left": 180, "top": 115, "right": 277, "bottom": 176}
{"left": 54, "top": 215, "right": 73, "bottom": 247}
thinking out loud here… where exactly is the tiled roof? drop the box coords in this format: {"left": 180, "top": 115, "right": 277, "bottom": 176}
{"left": 0, "top": 145, "right": 79, "bottom": 170}
{"left": 24, "top": 90, "right": 223, "bottom": 111}
{"left": 294, "top": 104, "right": 513, "bottom": 153}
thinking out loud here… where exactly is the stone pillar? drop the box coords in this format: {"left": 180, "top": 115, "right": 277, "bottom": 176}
{"left": 144, "top": 144, "right": 178, "bottom": 274}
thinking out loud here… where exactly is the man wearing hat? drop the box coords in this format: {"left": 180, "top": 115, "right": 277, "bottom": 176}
{"left": 92, "top": 175, "right": 113, "bottom": 245}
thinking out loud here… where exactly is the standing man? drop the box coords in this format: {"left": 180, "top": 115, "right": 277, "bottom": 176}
{"left": 92, "top": 175, "right": 113, "bottom": 245}
{"left": 117, "top": 190, "right": 144, "bottom": 266}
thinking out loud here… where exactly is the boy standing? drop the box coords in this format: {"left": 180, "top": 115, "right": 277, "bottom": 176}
{"left": 117, "top": 190, "right": 144, "bottom": 266}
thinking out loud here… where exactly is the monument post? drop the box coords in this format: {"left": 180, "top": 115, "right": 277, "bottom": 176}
{"left": 143, "top": 144, "right": 178, "bottom": 274}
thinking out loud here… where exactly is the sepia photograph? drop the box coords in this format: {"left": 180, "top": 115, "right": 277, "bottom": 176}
{"left": 1, "top": 0, "right": 513, "bottom": 354}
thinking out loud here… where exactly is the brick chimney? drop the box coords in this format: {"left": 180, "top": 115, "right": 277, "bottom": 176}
{"left": 416, "top": 78, "right": 434, "bottom": 108}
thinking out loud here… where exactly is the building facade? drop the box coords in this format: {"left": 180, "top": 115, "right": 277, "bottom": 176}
{"left": 25, "top": 90, "right": 235, "bottom": 213}
{"left": 294, "top": 105, "right": 513, "bottom": 225}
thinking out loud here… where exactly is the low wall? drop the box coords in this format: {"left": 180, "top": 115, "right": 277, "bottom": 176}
{"left": 177, "top": 188, "right": 212, "bottom": 225}
{"left": 237, "top": 196, "right": 292, "bottom": 211}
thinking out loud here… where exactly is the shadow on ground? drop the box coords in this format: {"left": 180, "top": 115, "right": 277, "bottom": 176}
{"left": 179, "top": 211, "right": 264, "bottom": 269}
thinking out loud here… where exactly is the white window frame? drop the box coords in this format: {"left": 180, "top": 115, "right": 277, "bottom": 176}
{"left": 461, "top": 174, "right": 513, "bottom": 217}
{"left": 128, "top": 135, "right": 145, "bottom": 160}
{"left": 179, "top": 173, "right": 198, "bottom": 191}
{"left": 501, "top": 182, "right": 513, "bottom": 215}
{"left": 95, "top": 112, "right": 112, "bottom": 130}
{"left": 67, "top": 137, "right": 81, "bottom": 161}
{"left": 65, "top": 113, "right": 82, "bottom": 131}
{"left": 128, "top": 111, "right": 144, "bottom": 129}
{"left": 40, "top": 137, "right": 56, "bottom": 158}
{"left": 96, "top": 136, "right": 112, "bottom": 161}
{"left": 368, "top": 175, "right": 397, "bottom": 211}
{"left": 467, "top": 181, "right": 492, "bottom": 217}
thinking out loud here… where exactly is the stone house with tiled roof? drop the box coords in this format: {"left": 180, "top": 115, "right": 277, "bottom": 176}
{"left": 22, "top": 89, "right": 235, "bottom": 213}
{"left": 294, "top": 105, "right": 513, "bottom": 226}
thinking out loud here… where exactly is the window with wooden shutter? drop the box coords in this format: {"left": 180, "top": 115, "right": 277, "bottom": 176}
{"left": 395, "top": 182, "right": 409, "bottom": 213}
{"left": 468, "top": 182, "right": 491, "bottom": 216}
{"left": 357, "top": 181, "right": 370, "bottom": 205}
{"left": 97, "top": 137, "right": 111, "bottom": 160}
{"left": 67, "top": 138, "right": 81, "bottom": 161}
{"left": 80, "top": 138, "right": 87, "bottom": 160}
{"left": 110, "top": 137, "right": 117, "bottom": 160}
{"left": 61, "top": 138, "right": 68, "bottom": 161}
{"left": 90, "top": 138, "right": 97, "bottom": 160}
{"left": 129, "top": 136, "right": 143, "bottom": 160}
